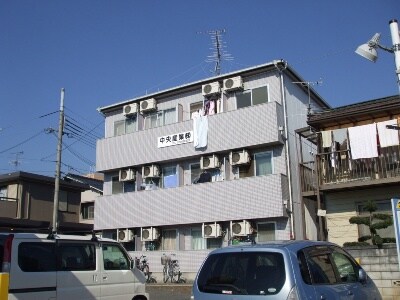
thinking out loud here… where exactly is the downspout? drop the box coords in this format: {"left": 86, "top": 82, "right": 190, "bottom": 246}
{"left": 274, "top": 60, "right": 295, "bottom": 239}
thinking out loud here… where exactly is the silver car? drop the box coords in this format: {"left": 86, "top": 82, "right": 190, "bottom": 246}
{"left": 192, "top": 240, "right": 381, "bottom": 300}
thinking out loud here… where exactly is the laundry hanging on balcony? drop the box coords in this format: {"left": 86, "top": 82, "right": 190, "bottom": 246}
{"left": 376, "top": 119, "right": 399, "bottom": 147}
{"left": 193, "top": 111, "right": 208, "bottom": 149}
{"left": 348, "top": 124, "right": 378, "bottom": 159}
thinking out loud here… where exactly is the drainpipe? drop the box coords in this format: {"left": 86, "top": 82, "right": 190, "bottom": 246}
{"left": 274, "top": 60, "right": 295, "bottom": 239}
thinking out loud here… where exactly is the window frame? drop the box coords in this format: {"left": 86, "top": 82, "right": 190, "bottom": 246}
{"left": 236, "top": 85, "right": 269, "bottom": 109}
{"left": 254, "top": 151, "right": 274, "bottom": 176}
{"left": 114, "top": 116, "right": 137, "bottom": 136}
{"left": 144, "top": 107, "right": 176, "bottom": 130}
{"left": 256, "top": 222, "right": 276, "bottom": 243}
{"left": 162, "top": 229, "right": 177, "bottom": 251}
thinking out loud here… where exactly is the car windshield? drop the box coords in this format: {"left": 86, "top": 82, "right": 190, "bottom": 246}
{"left": 197, "top": 251, "right": 285, "bottom": 295}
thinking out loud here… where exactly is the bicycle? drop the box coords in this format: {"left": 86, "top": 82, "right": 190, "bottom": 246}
{"left": 161, "top": 253, "right": 186, "bottom": 283}
{"left": 135, "top": 255, "right": 157, "bottom": 283}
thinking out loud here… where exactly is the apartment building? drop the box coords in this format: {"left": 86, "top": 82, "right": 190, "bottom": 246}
{"left": 298, "top": 95, "right": 400, "bottom": 246}
{"left": 95, "top": 60, "right": 330, "bottom": 275}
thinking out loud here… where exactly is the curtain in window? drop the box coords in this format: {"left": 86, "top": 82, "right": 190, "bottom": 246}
{"left": 164, "top": 108, "right": 176, "bottom": 125}
{"left": 126, "top": 117, "right": 136, "bottom": 134}
{"left": 257, "top": 223, "right": 275, "bottom": 242}
{"left": 162, "top": 230, "right": 176, "bottom": 250}
{"left": 255, "top": 152, "right": 272, "bottom": 176}
{"left": 163, "top": 167, "right": 177, "bottom": 188}
{"left": 191, "top": 229, "right": 205, "bottom": 250}
{"left": 114, "top": 121, "right": 125, "bottom": 136}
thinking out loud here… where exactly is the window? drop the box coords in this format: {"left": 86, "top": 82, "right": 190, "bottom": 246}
{"left": 207, "top": 238, "right": 222, "bottom": 249}
{"left": 58, "top": 242, "right": 96, "bottom": 271}
{"left": 102, "top": 243, "right": 130, "bottom": 270}
{"left": 190, "top": 102, "right": 203, "bottom": 118}
{"left": 190, "top": 163, "right": 201, "bottom": 184}
{"left": 81, "top": 202, "right": 94, "bottom": 220}
{"left": 161, "top": 166, "right": 177, "bottom": 188}
{"left": 331, "top": 249, "right": 358, "bottom": 282}
{"left": 123, "top": 181, "right": 136, "bottom": 193}
{"left": 162, "top": 229, "right": 177, "bottom": 250}
{"left": 191, "top": 228, "right": 205, "bottom": 250}
{"left": 18, "top": 242, "right": 56, "bottom": 272}
{"left": 144, "top": 108, "right": 176, "bottom": 129}
{"left": 236, "top": 86, "right": 269, "bottom": 109}
{"left": 114, "top": 117, "right": 137, "bottom": 136}
{"left": 0, "top": 186, "right": 7, "bottom": 200}
{"left": 307, "top": 252, "right": 337, "bottom": 284}
{"left": 112, "top": 176, "right": 123, "bottom": 194}
{"left": 257, "top": 223, "right": 276, "bottom": 242}
{"left": 58, "top": 190, "right": 68, "bottom": 212}
{"left": 255, "top": 151, "right": 273, "bottom": 176}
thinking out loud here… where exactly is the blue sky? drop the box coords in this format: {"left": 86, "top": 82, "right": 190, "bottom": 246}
{"left": 0, "top": 0, "right": 399, "bottom": 176}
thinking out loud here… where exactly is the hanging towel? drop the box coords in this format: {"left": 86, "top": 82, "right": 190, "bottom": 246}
{"left": 321, "top": 130, "right": 332, "bottom": 148}
{"left": 195, "top": 115, "right": 208, "bottom": 148}
{"left": 348, "top": 124, "right": 378, "bottom": 159}
{"left": 192, "top": 112, "right": 200, "bottom": 148}
{"left": 377, "top": 119, "right": 399, "bottom": 147}
{"left": 208, "top": 100, "right": 215, "bottom": 115}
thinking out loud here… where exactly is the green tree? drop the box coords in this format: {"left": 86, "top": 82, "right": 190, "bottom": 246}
{"left": 348, "top": 200, "right": 393, "bottom": 248}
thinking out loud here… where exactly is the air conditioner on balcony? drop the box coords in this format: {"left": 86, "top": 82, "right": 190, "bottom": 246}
{"left": 202, "top": 82, "right": 221, "bottom": 96}
{"left": 141, "top": 227, "right": 160, "bottom": 241}
{"left": 117, "top": 229, "right": 134, "bottom": 242}
{"left": 230, "top": 220, "right": 252, "bottom": 237}
{"left": 123, "top": 103, "right": 138, "bottom": 116}
{"left": 229, "top": 149, "right": 251, "bottom": 166}
{"left": 140, "top": 98, "right": 157, "bottom": 113}
{"left": 200, "top": 154, "right": 220, "bottom": 170}
{"left": 223, "top": 76, "right": 243, "bottom": 92}
{"left": 119, "top": 168, "right": 135, "bottom": 181}
{"left": 142, "top": 164, "right": 160, "bottom": 178}
{"left": 202, "top": 223, "right": 222, "bottom": 238}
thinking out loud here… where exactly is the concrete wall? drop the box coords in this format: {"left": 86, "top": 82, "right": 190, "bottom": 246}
{"left": 346, "top": 245, "right": 400, "bottom": 300}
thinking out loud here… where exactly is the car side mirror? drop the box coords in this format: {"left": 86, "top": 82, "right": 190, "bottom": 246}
{"left": 358, "top": 268, "right": 367, "bottom": 283}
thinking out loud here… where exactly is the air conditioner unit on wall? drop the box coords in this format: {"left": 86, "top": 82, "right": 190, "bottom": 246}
{"left": 202, "top": 82, "right": 221, "bottom": 96}
{"left": 230, "top": 220, "right": 252, "bottom": 236}
{"left": 119, "top": 168, "right": 135, "bottom": 181}
{"left": 123, "top": 103, "right": 138, "bottom": 116}
{"left": 229, "top": 149, "right": 251, "bottom": 166}
{"left": 223, "top": 76, "right": 243, "bottom": 92}
{"left": 140, "top": 98, "right": 157, "bottom": 113}
{"left": 141, "top": 227, "right": 160, "bottom": 241}
{"left": 202, "top": 223, "right": 222, "bottom": 238}
{"left": 200, "top": 154, "right": 220, "bottom": 170}
{"left": 117, "top": 229, "right": 134, "bottom": 242}
{"left": 142, "top": 164, "right": 160, "bottom": 178}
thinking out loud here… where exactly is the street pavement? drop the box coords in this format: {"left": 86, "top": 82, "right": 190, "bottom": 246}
{"left": 146, "top": 283, "right": 192, "bottom": 300}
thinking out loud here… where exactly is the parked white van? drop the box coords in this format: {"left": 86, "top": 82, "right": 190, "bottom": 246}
{"left": 0, "top": 232, "right": 149, "bottom": 300}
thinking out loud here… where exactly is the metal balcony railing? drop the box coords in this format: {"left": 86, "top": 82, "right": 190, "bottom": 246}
{"left": 300, "top": 145, "right": 400, "bottom": 192}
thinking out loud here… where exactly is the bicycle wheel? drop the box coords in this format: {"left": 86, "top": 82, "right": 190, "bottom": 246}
{"left": 170, "top": 263, "right": 179, "bottom": 283}
{"left": 163, "top": 265, "right": 169, "bottom": 283}
{"left": 143, "top": 265, "right": 150, "bottom": 281}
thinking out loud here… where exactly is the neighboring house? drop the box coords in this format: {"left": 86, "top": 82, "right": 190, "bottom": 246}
{"left": 95, "top": 60, "right": 330, "bottom": 275}
{"left": 0, "top": 171, "right": 93, "bottom": 232}
{"left": 64, "top": 173, "right": 104, "bottom": 224}
{"left": 298, "top": 95, "right": 400, "bottom": 246}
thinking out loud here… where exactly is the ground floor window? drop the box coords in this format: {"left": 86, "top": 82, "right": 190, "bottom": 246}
{"left": 257, "top": 222, "right": 276, "bottom": 242}
{"left": 191, "top": 228, "right": 205, "bottom": 250}
{"left": 162, "top": 229, "right": 177, "bottom": 250}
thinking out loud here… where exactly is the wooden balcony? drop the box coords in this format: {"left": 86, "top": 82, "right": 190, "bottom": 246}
{"left": 300, "top": 145, "right": 400, "bottom": 193}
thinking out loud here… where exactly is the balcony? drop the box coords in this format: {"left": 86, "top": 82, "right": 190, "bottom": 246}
{"left": 94, "top": 174, "right": 287, "bottom": 230}
{"left": 300, "top": 145, "right": 400, "bottom": 193}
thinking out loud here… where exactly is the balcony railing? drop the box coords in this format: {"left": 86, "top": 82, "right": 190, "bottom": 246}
{"left": 300, "top": 145, "right": 400, "bottom": 192}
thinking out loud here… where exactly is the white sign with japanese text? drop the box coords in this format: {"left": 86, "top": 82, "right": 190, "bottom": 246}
{"left": 158, "top": 131, "right": 193, "bottom": 148}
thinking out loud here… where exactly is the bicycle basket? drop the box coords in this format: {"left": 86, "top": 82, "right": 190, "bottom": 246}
{"left": 161, "top": 255, "right": 171, "bottom": 265}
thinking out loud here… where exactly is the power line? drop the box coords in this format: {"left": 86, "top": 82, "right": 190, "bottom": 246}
{"left": 0, "top": 130, "right": 44, "bottom": 154}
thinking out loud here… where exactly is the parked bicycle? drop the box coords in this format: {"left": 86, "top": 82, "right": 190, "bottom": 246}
{"left": 161, "top": 253, "right": 186, "bottom": 283}
{"left": 135, "top": 255, "right": 157, "bottom": 283}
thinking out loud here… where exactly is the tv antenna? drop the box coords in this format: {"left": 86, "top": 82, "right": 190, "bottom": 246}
{"left": 198, "top": 29, "right": 233, "bottom": 76}
{"left": 292, "top": 79, "right": 323, "bottom": 115}
{"left": 10, "top": 151, "right": 24, "bottom": 170}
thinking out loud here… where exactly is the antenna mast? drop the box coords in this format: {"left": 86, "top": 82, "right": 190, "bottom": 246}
{"left": 10, "top": 151, "right": 24, "bottom": 170}
{"left": 199, "top": 29, "right": 233, "bottom": 76}
{"left": 292, "top": 79, "right": 323, "bottom": 115}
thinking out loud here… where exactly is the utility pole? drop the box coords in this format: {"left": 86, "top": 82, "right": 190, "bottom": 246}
{"left": 52, "top": 88, "right": 65, "bottom": 234}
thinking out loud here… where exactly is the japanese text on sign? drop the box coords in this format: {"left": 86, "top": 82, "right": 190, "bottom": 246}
{"left": 158, "top": 131, "right": 193, "bottom": 148}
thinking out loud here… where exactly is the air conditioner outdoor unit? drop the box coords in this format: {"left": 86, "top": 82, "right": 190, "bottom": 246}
{"left": 230, "top": 220, "right": 252, "bottom": 237}
{"left": 117, "top": 229, "right": 134, "bottom": 242}
{"left": 229, "top": 149, "right": 251, "bottom": 166}
{"left": 202, "top": 223, "right": 222, "bottom": 238}
{"left": 200, "top": 154, "right": 220, "bottom": 170}
{"left": 142, "top": 164, "right": 160, "bottom": 178}
{"left": 140, "top": 98, "right": 157, "bottom": 113}
{"left": 119, "top": 168, "right": 135, "bottom": 181}
{"left": 141, "top": 227, "right": 160, "bottom": 241}
{"left": 123, "top": 103, "right": 138, "bottom": 116}
{"left": 202, "top": 82, "right": 221, "bottom": 96}
{"left": 223, "top": 76, "right": 243, "bottom": 91}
